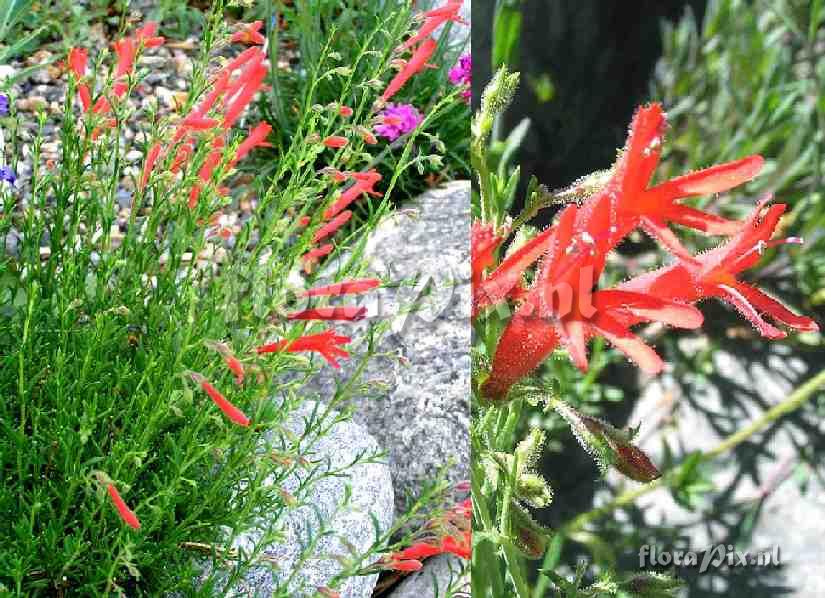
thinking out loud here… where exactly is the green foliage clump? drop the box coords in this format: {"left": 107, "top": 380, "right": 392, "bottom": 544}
{"left": 652, "top": 0, "right": 825, "bottom": 312}
{"left": 0, "top": 1, "right": 463, "bottom": 594}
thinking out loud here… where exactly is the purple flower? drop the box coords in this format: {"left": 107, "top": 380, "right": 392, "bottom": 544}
{"left": 0, "top": 94, "right": 8, "bottom": 116}
{"left": 375, "top": 103, "right": 423, "bottom": 141}
{"left": 448, "top": 54, "right": 471, "bottom": 102}
{"left": 0, "top": 166, "right": 16, "bottom": 186}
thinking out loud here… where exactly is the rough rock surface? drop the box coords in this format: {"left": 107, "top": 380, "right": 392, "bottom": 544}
{"left": 312, "top": 181, "right": 471, "bottom": 515}
{"left": 601, "top": 339, "right": 825, "bottom": 597}
{"left": 226, "top": 400, "right": 394, "bottom": 597}
{"left": 389, "top": 554, "right": 469, "bottom": 598}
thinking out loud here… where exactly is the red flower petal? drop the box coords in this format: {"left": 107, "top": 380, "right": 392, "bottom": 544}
{"left": 382, "top": 38, "right": 437, "bottom": 102}
{"left": 286, "top": 306, "right": 367, "bottom": 322}
{"left": 302, "top": 278, "right": 381, "bottom": 297}
{"left": 193, "top": 376, "right": 250, "bottom": 426}
{"left": 591, "top": 313, "right": 664, "bottom": 374}
{"left": 107, "top": 483, "right": 141, "bottom": 530}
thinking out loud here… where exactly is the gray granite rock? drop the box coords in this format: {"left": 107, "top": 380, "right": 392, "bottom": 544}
{"left": 223, "top": 400, "right": 394, "bottom": 597}
{"left": 311, "top": 181, "right": 471, "bottom": 516}
{"left": 389, "top": 554, "right": 469, "bottom": 598}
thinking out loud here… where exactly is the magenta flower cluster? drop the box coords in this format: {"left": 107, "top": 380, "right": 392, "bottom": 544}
{"left": 448, "top": 54, "right": 471, "bottom": 102}
{"left": 375, "top": 103, "right": 424, "bottom": 141}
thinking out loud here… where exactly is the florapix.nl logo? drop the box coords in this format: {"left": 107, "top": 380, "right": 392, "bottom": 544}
{"left": 639, "top": 544, "right": 781, "bottom": 573}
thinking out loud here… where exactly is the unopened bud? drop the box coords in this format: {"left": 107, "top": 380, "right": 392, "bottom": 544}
{"left": 554, "top": 400, "right": 660, "bottom": 482}
{"left": 509, "top": 502, "right": 551, "bottom": 559}
{"left": 516, "top": 472, "right": 554, "bottom": 509}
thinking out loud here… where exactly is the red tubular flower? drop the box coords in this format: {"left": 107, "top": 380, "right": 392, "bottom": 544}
{"left": 224, "top": 355, "right": 245, "bottom": 385}
{"left": 577, "top": 103, "right": 764, "bottom": 264}
{"left": 387, "top": 559, "right": 424, "bottom": 572}
{"left": 256, "top": 329, "right": 352, "bottom": 368}
{"left": 381, "top": 38, "right": 438, "bottom": 102}
{"left": 339, "top": 105, "right": 354, "bottom": 117}
{"left": 472, "top": 212, "right": 569, "bottom": 318}
{"left": 303, "top": 244, "right": 335, "bottom": 273}
{"left": 400, "top": 0, "right": 466, "bottom": 51}
{"left": 395, "top": 542, "right": 444, "bottom": 561}
{"left": 68, "top": 49, "right": 91, "bottom": 110}
{"left": 441, "top": 534, "right": 471, "bottom": 560}
{"left": 107, "top": 483, "right": 141, "bottom": 530}
{"left": 222, "top": 46, "right": 264, "bottom": 75}
{"left": 313, "top": 210, "right": 353, "bottom": 243}
{"left": 68, "top": 47, "right": 87, "bottom": 78}
{"left": 232, "top": 122, "right": 273, "bottom": 164}
{"left": 478, "top": 102, "right": 784, "bottom": 402}
{"left": 481, "top": 204, "right": 703, "bottom": 402}
{"left": 139, "top": 142, "right": 162, "bottom": 191}
{"left": 231, "top": 21, "right": 266, "bottom": 45}
{"left": 297, "top": 215, "right": 311, "bottom": 227}
{"left": 619, "top": 198, "right": 818, "bottom": 339}
{"left": 182, "top": 115, "right": 221, "bottom": 130}
{"left": 92, "top": 96, "right": 111, "bottom": 115}
{"left": 286, "top": 306, "right": 368, "bottom": 322}
{"left": 471, "top": 221, "right": 506, "bottom": 288}
{"left": 189, "top": 185, "right": 203, "bottom": 210}
{"left": 112, "top": 37, "right": 136, "bottom": 98}
{"left": 198, "top": 149, "right": 223, "bottom": 181}
{"left": 321, "top": 167, "right": 349, "bottom": 183}
{"left": 205, "top": 340, "right": 246, "bottom": 385}
{"left": 221, "top": 59, "right": 268, "bottom": 129}
{"left": 323, "top": 170, "right": 383, "bottom": 220}
{"left": 190, "top": 71, "right": 230, "bottom": 122}
{"left": 134, "top": 21, "right": 164, "bottom": 48}
{"left": 379, "top": 496, "right": 471, "bottom": 570}
{"left": 223, "top": 51, "right": 267, "bottom": 100}
{"left": 77, "top": 85, "right": 92, "bottom": 112}
{"left": 170, "top": 141, "right": 194, "bottom": 173}
{"left": 302, "top": 278, "right": 381, "bottom": 297}
{"left": 190, "top": 372, "right": 250, "bottom": 426}
{"left": 323, "top": 135, "right": 349, "bottom": 149}
{"left": 356, "top": 126, "right": 378, "bottom": 145}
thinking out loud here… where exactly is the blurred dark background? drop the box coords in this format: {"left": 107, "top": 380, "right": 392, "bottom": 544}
{"left": 473, "top": 0, "right": 707, "bottom": 201}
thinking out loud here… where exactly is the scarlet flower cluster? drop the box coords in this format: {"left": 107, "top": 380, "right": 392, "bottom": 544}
{"left": 301, "top": 169, "right": 383, "bottom": 273}
{"left": 68, "top": 23, "right": 164, "bottom": 136}
{"left": 379, "top": 497, "right": 471, "bottom": 571}
{"left": 381, "top": 0, "right": 465, "bottom": 103}
{"left": 476, "top": 103, "right": 818, "bottom": 402}
{"left": 79, "top": 26, "right": 277, "bottom": 530}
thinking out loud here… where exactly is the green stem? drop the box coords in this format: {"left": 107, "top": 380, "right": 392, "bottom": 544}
{"left": 564, "top": 367, "right": 825, "bottom": 534}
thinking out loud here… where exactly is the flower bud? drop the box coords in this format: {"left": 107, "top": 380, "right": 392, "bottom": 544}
{"left": 554, "top": 400, "right": 660, "bottom": 482}
{"left": 509, "top": 502, "right": 551, "bottom": 559}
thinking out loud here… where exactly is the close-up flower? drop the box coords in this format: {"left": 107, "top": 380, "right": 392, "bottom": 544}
{"left": 471, "top": 2, "right": 825, "bottom": 595}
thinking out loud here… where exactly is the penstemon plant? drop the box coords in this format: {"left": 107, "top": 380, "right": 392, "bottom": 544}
{"left": 0, "top": 1, "right": 467, "bottom": 594}
{"left": 470, "top": 67, "right": 822, "bottom": 597}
